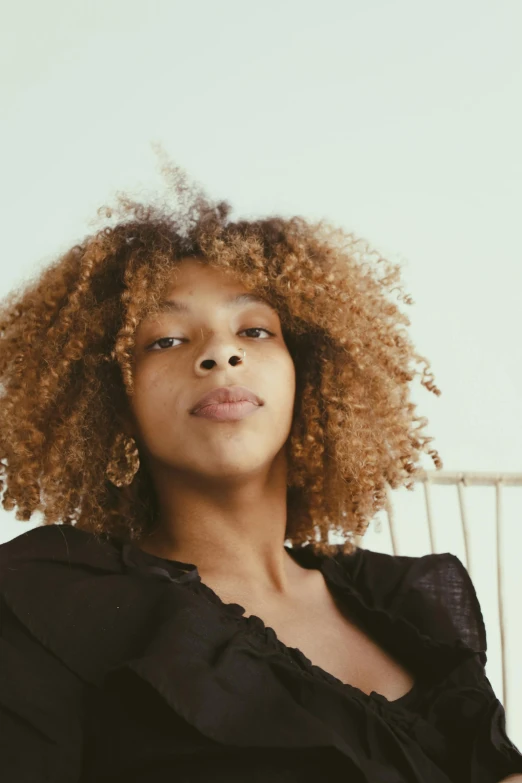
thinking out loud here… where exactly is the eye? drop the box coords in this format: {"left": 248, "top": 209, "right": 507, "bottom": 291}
{"left": 147, "top": 337, "right": 184, "bottom": 351}
{"left": 240, "top": 327, "right": 273, "bottom": 339}
{"left": 147, "top": 327, "right": 274, "bottom": 351}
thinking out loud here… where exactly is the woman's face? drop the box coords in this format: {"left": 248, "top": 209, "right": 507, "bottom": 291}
{"left": 128, "top": 258, "right": 296, "bottom": 486}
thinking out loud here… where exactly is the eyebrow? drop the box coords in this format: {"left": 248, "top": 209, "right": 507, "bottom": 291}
{"left": 155, "top": 292, "right": 275, "bottom": 314}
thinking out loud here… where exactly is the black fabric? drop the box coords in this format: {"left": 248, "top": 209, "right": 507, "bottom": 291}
{"left": 0, "top": 524, "right": 521, "bottom": 782}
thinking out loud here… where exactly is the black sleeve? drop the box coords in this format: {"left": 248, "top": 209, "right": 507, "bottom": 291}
{"left": 0, "top": 600, "right": 87, "bottom": 783}
{"left": 412, "top": 552, "right": 522, "bottom": 781}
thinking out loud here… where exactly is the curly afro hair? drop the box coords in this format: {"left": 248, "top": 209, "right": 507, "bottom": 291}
{"left": 0, "top": 151, "right": 442, "bottom": 557}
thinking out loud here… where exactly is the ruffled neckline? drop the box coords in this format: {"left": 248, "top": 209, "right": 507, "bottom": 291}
{"left": 119, "top": 539, "right": 471, "bottom": 714}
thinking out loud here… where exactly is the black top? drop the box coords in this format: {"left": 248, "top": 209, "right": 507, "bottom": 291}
{"left": 0, "top": 524, "right": 521, "bottom": 783}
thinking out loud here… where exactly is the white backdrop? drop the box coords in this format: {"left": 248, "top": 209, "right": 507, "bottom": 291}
{"left": 1, "top": 0, "right": 521, "bottom": 752}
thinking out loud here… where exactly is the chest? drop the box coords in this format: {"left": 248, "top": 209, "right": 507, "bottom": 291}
{"left": 217, "top": 578, "right": 415, "bottom": 702}
{"left": 266, "top": 598, "right": 415, "bottom": 701}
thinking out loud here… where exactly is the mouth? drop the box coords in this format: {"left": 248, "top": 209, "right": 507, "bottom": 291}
{"left": 190, "top": 385, "right": 263, "bottom": 414}
{"left": 191, "top": 400, "right": 261, "bottom": 422}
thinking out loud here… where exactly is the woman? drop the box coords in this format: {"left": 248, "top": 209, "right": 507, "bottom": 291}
{"left": 0, "top": 160, "right": 520, "bottom": 782}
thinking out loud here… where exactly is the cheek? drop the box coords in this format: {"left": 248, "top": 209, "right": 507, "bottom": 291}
{"left": 130, "top": 372, "right": 179, "bottom": 427}
{"left": 133, "top": 361, "right": 176, "bottom": 398}
{"left": 278, "top": 357, "right": 297, "bottom": 413}
{"left": 285, "top": 354, "right": 296, "bottom": 390}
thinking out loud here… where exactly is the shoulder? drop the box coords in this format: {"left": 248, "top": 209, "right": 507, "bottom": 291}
{"left": 331, "top": 545, "right": 487, "bottom": 655}
{"left": 0, "top": 523, "right": 119, "bottom": 577}
{"left": 0, "top": 524, "right": 170, "bottom": 686}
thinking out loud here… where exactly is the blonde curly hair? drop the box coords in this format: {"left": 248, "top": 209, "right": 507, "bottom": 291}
{"left": 0, "top": 154, "right": 442, "bottom": 557}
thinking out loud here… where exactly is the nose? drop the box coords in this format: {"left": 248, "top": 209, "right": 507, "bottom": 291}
{"left": 195, "top": 345, "right": 245, "bottom": 373}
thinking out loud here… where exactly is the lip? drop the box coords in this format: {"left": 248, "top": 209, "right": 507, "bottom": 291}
{"left": 191, "top": 400, "right": 261, "bottom": 422}
{"left": 190, "top": 385, "right": 263, "bottom": 414}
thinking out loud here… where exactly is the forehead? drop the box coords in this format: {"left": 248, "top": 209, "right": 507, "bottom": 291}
{"left": 141, "top": 259, "right": 277, "bottom": 318}
{"left": 155, "top": 291, "right": 274, "bottom": 316}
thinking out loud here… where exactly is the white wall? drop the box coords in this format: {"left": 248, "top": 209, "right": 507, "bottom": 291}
{"left": 1, "top": 0, "right": 521, "bottom": 753}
